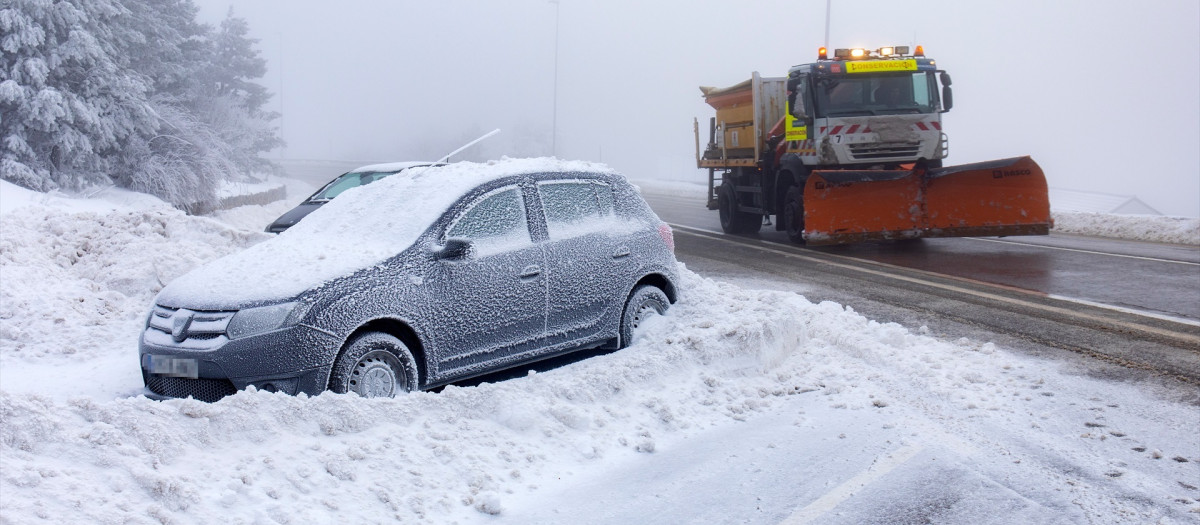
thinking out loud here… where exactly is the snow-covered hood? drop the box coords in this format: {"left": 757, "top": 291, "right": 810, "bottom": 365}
{"left": 156, "top": 157, "right": 616, "bottom": 308}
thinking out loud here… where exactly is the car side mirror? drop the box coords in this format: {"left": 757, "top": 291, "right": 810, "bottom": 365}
{"left": 436, "top": 238, "right": 474, "bottom": 260}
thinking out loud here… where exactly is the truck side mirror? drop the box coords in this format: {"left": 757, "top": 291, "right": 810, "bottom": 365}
{"left": 788, "top": 86, "right": 809, "bottom": 121}
{"left": 940, "top": 72, "right": 952, "bottom": 86}
{"left": 942, "top": 86, "right": 954, "bottom": 112}
{"left": 790, "top": 98, "right": 809, "bottom": 120}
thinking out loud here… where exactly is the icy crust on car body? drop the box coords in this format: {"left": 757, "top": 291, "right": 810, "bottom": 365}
{"left": 156, "top": 157, "right": 617, "bottom": 308}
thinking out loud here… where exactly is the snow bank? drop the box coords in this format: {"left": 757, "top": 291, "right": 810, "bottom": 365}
{"left": 3, "top": 264, "right": 1196, "bottom": 523}
{"left": 0, "top": 179, "right": 171, "bottom": 216}
{"left": 1053, "top": 211, "right": 1200, "bottom": 245}
{"left": 627, "top": 178, "right": 708, "bottom": 198}
{"left": 0, "top": 270, "right": 811, "bottom": 522}
{"left": 0, "top": 207, "right": 269, "bottom": 363}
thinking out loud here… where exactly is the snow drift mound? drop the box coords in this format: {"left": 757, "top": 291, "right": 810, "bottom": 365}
{"left": 0, "top": 267, "right": 946, "bottom": 523}
{"left": 0, "top": 196, "right": 902, "bottom": 522}
{"left": 0, "top": 206, "right": 270, "bottom": 361}
{"left": 1052, "top": 212, "right": 1200, "bottom": 245}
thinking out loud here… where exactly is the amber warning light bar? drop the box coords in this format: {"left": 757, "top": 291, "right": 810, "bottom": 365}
{"left": 825, "top": 45, "right": 920, "bottom": 60}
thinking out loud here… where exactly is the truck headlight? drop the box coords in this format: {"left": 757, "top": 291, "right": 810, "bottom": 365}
{"left": 226, "top": 302, "right": 311, "bottom": 340}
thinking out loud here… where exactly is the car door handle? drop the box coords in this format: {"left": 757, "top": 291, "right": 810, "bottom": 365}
{"left": 520, "top": 265, "right": 542, "bottom": 280}
{"left": 612, "top": 247, "right": 631, "bottom": 259}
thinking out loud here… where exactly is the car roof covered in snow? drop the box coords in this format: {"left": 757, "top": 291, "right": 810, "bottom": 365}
{"left": 156, "top": 157, "right": 619, "bottom": 308}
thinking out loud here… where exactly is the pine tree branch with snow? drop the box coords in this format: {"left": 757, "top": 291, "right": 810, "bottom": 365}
{"left": 0, "top": 0, "right": 282, "bottom": 212}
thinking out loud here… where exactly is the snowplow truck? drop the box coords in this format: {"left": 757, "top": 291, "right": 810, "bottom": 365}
{"left": 695, "top": 45, "right": 1051, "bottom": 245}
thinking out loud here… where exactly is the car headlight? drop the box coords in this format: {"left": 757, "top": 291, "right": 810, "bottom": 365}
{"left": 226, "top": 302, "right": 311, "bottom": 340}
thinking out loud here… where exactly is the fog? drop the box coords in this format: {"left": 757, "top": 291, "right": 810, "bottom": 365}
{"left": 193, "top": 0, "right": 1199, "bottom": 217}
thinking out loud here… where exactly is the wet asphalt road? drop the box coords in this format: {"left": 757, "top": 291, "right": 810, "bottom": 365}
{"left": 639, "top": 187, "right": 1200, "bottom": 388}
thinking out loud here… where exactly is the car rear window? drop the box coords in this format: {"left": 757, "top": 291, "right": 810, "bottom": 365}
{"left": 538, "top": 181, "right": 613, "bottom": 239}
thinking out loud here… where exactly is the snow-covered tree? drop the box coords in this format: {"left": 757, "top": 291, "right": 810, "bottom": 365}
{"left": 200, "top": 8, "right": 282, "bottom": 178}
{"left": 0, "top": 0, "right": 282, "bottom": 212}
{"left": 0, "top": 0, "right": 156, "bottom": 191}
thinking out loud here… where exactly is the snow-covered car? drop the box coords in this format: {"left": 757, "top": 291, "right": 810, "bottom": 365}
{"left": 264, "top": 161, "right": 444, "bottom": 233}
{"left": 140, "top": 158, "right": 680, "bottom": 401}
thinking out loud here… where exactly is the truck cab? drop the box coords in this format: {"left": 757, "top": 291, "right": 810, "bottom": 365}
{"left": 782, "top": 46, "right": 953, "bottom": 170}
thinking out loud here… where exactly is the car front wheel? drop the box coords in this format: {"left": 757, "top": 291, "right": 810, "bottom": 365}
{"left": 329, "top": 332, "right": 418, "bottom": 398}
{"left": 619, "top": 285, "right": 669, "bottom": 348}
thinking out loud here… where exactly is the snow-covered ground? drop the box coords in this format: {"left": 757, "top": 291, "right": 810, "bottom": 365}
{"left": 1, "top": 179, "right": 1197, "bottom": 523}
{"left": 1052, "top": 211, "right": 1200, "bottom": 246}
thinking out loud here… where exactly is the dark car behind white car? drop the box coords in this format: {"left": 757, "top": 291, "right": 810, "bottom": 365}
{"left": 264, "top": 161, "right": 443, "bottom": 233}
{"left": 141, "top": 158, "right": 680, "bottom": 401}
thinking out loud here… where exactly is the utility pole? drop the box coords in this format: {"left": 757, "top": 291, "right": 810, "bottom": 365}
{"left": 551, "top": 0, "right": 560, "bottom": 157}
{"left": 824, "top": 0, "right": 831, "bottom": 49}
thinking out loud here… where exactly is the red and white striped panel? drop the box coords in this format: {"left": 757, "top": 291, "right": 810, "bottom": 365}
{"left": 821, "top": 121, "right": 941, "bottom": 134}
{"left": 787, "top": 139, "right": 816, "bottom": 155}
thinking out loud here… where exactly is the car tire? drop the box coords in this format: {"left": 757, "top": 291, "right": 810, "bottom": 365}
{"left": 329, "top": 332, "right": 418, "bottom": 398}
{"left": 783, "top": 185, "right": 806, "bottom": 244}
{"left": 619, "top": 285, "right": 669, "bottom": 348}
{"left": 718, "top": 183, "right": 763, "bottom": 234}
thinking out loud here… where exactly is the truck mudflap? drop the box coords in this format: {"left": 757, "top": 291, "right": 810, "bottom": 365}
{"left": 802, "top": 156, "right": 1051, "bottom": 246}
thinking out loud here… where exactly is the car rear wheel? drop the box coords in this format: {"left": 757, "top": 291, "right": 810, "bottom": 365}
{"left": 619, "top": 285, "right": 669, "bottom": 348}
{"left": 330, "top": 332, "right": 418, "bottom": 398}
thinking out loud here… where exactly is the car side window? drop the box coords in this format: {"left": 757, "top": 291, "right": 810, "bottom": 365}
{"left": 446, "top": 187, "right": 531, "bottom": 252}
{"left": 594, "top": 183, "right": 614, "bottom": 216}
{"left": 538, "top": 181, "right": 612, "bottom": 239}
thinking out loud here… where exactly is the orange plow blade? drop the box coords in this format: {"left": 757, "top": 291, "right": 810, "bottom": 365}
{"left": 803, "top": 156, "right": 1051, "bottom": 246}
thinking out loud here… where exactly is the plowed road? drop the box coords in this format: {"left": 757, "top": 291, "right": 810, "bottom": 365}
{"left": 640, "top": 187, "right": 1200, "bottom": 386}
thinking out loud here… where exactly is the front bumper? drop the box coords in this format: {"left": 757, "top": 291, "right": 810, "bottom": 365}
{"left": 139, "top": 323, "right": 341, "bottom": 402}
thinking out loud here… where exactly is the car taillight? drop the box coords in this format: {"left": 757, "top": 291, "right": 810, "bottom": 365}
{"left": 658, "top": 223, "right": 674, "bottom": 253}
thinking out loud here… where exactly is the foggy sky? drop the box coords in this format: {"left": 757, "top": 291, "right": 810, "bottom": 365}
{"left": 193, "top": 0, "right": 1199, "bottom": 217}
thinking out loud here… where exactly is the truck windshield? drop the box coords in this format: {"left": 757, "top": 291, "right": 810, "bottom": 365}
{"left": 814, "top": 71, "right": 939, "bottom": 118}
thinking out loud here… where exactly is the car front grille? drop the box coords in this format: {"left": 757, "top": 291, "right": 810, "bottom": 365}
{"left": 146, "top": 305, "right": 235, "bottom": 349}
{"left": 146, "top": 375, "right": 237, "bottom": 403}
{"left": 848, "top": 141, "right": 922, "bottom": 161}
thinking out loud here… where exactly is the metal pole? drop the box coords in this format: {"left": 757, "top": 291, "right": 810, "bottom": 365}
{"left": 277, "top": 30, "right": 285, "bottom": 160}
{"left": 551, "top": 0, "right": 560, "bottom": 157}
{"left": 824, "top": 0, "right": 831, "bottom": 49}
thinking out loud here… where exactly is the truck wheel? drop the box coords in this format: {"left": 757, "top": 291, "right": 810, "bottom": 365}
{"left": 783, "top": 185, "right": 805, "bottom": 243}
{"left": 718, "top": 183, "right": 763, "bottom": 234}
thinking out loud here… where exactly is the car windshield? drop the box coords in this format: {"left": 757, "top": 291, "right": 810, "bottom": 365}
{"left": 309, "top": 170, "right": 404, "bottom": 202}
{"left": 814, "top": 71, "right": 939, "bottom": 118}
